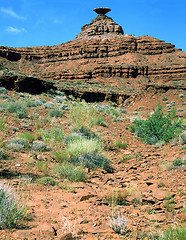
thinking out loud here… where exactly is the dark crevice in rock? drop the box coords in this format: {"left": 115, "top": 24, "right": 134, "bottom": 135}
{"left": 0, "top": 75, "right": 55, "bottom": 94}
{"left": 0, "top": 49, "right": 21, "bottom": 61}
{"left": 61, "top": 88, "right": 130, "bottom": 104}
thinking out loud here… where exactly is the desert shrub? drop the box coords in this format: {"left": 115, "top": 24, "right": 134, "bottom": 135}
{"left": 54, "top": 151, "right": 68, "bottom": 162}
{"left": 0, "top": 149, "right": 7, "bottom": 160}
{"left": 0, "top": 118, "right": 6, "bottom": 131}
{"left": 37, "top": 177, "right": 56, "bottom": 186}
{"left": 48, "top": 109, "right": 63, "bottom": 118}
{"left": 120, "top": 155, "right": 135, "bottom": 163}
{"left": 108, "top": 212, "right": 128, "bottom": 235}
{"left": 69, "top": 103, "right": 101, "bottom": 129}
{"left": 7, "top": 103, "right": 27, "bottom": 118}
{"left": 0, "top": 183, "right": 27, "bottom": 229}
{"left": 90, "top": 115, "right": 107, "bottom": 127}
{"left": 65, "top": 132, "right": 84, "bottom": 144}
{"left": 53, "top": 162, "right": 87, "bottom": 182}
{"left": 25, "top": 99, "right": 37, "bottom": 107}
{"left": 68, "top": 126, "right": 99, "bottom": 141}
{"left": 114, "top": 140, "right": 127, "bottom": 149}
{"left": 0, "top": 87, "right": 7, "bottom": 94}
{"left": 6, "top": 138, "right": 29, "bottom": 151}
{"left": 71, "top": 152, "right": 110, "bottom": 170}
{"left": 54, "top": 96, "right": 64, "bottom": 103}
{"left": 32, "top": 141, "right": 47, "bottom": 152}
{"left": 0, "top": 103, "right": 7, "bottom": 112}
{"left": 159, "top": 225, "right": 186, "bottom": 240}
{"left": 66, "top": 138, "right": 102, "bottom": 159}
{"left": 41, "top": 128, "right": 64, "bottom": 146}
{"left": 162, "top": 97, "right": 168, "bottom": 101}
{"left": 105, "top": 190, "right": 129, "bottom": 206}
{"left": 130, "top": 104, "right": 182, "bottom": 144}
{"left": 18, "top": 132, "right": 35, "bottom": 143}
{"left": 59, "top": 104, "right": 69, "bottom": 110}
{"left": 36, "top": 161, "right": 48, "bottom": 174}
{"left": 65, "top": 137, "right": 110, "bottom": 170}
{"left": 172, "top": 158, "right": 186, "bottom": 168}
{"left": 105, "top": 106, "right": 120, "bottom": 120}
{"left": 43, "top": 102, "right": 55, "bottom": 109}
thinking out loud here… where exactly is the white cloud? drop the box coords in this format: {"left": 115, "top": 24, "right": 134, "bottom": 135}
{"left": 6, "top": 26, "right": 26, "bottom": 33}
{"left": 1, "top": 7, "right": 26, "bottom": 20}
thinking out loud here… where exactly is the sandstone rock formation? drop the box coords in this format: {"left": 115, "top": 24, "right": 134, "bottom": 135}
{"left": 0, "top": 8, "right": 185, "bottom": 101}
{"left": 76, "top": 14, "right": 124, "bottom": 40}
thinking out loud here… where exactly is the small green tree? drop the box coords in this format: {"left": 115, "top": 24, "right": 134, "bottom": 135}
{"left": 130, "top": 104, "right": 182, "bottom": 144}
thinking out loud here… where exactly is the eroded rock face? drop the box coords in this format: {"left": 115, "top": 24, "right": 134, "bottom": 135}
{"left": 76, "top": 14, "right": 124, "bottom": 40}
{"left": 0, "top": 9, "right": 185, "bottom": 99}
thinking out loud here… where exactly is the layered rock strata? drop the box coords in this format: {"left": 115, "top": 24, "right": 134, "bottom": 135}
{"left": 0, "top": 8, "right": 185, "bottom": 100}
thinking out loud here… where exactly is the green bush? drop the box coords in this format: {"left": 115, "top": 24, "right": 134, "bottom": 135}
{"left": 69, "top": 103, "right": 102, "bottom": 129}
{"left": 160, "top": 225, "right": 186, "bottom": 240}
{"left": 120, "top": 155, "right": 135, "bottom": 163}
{"left": 53, "top": 162, "right": 87, "bottom": 182}
{"left": 18, "top": 132, "right": 35, "bottom": 143}
{"left": 162, "top": 97, "right": 168, "bottom": 101}
{"left": 0, "top": 149, "right": 7, "bottom": 160}
{"left": 0, "top": 183, "right": 27, "bottom": 228}
{"left": 114, "top": 140, "right": 127, "bottom": 149}
{"left": 64, "top": 135, "right": 111, "bottom": 170}
{"left": 130, "top": 104, "right": 182, "bottom": 144}
{"left": 48, "top": 109, "right": 63, "bottom": 118}
{"left": 72, "top": 126, "right": 99, "bottom": 140}
{"left": 37, "top": 177, "right": 56, "bottom": 186}
{"left": 36, "top": 161, "right": 48, "bottom": 174}
{"left": 105, "top": 190, "right": 129, "bottom": 206}
{"left": 7, "top": 103, "right": 27, "bottom": 118}
{"left": 66, "top": 138, "right": 102, "bottom": 159}
{"left": 6, "top": 138, "right": 29, "bottom": 151}
{"left": 70, "top": 152, "right": 110, "bottom": 170}
{"left": 54, "top": 151, "right": 68, "bottom": 162}
{"left": 41, "top": 128, "right": 64, "bottom": 146}
{"left": 25, "top": 99, "right": 37, "bottom": 107}
{"left": 0, "top": 118, "right": 6, "bottom": 131}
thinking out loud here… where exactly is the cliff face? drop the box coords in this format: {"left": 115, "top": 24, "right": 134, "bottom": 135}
{"left": 0, "top": 12, "right": 185, "bottom": 101}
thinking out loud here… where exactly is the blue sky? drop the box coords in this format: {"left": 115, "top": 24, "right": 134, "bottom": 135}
{"left": 0, "top": 0, "right": 185, "bottom": 51}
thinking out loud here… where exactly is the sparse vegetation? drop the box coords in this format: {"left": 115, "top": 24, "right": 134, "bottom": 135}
{"left": 6, "top": 138, "right": 29, "bottom": 151}
{"left": 66, "top": 138, "right": 102, "bottom": 159}
{"left": 105, "top": 189, "right": 129, "bottom": 206}
{"left": 53, "top": 162, "right": 87, "bottom": 182}
{"left": 114, "top": 139, "right": 127, "bottom": 149}
{"left": 108, "top": 212, "right": 128, "bottom": 235}
{"left": 69, "top": 103, "right": 103, "bottom": 129}
{"left": 37, "top": 176, "right": 56, "bottom": 186}
{"left": 36, "top": 161, "right": 48, "bottom": 174}
{"left": 6, "top": 103, "right": 27, "bottom": 118}
{"left": 0, "top": 118, "right": 6, "bottom": 131}
{"left": 120, "top": 154, "right": 135, "bottom": 163}
{"left": 159, "top": 225, "right": 186, "bottom": 240}
{"left": 48, "top": 109, "right": 63, "bottom": 118}
{"left": 0, "top": 183, "right": 27, "bottom": 228}
{"left": 18, "top": 132, "right": 35, "bottom": 143}
{"left": 41, "top": 128, "right": 64, "bottom": 146}
{"left": 0, "top": 63, "right": 185, "bottom": 238}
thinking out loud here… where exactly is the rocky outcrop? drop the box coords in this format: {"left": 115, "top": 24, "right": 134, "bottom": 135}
{"left": 76, "top": 14, "right": 124, "bottom": 40}
{"left": 0, "top": 8, "right": 185, "bottom": 100}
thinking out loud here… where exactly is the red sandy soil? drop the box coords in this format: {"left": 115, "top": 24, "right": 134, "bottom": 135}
{"left": 0, "top": 87, "right": 185, "bottom": 240}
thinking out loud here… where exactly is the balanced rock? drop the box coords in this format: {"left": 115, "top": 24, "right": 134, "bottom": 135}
{"left": 76, "top": 8, "right": 124, "bottom": 40}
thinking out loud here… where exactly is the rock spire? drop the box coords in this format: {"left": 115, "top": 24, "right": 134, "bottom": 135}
{"left": 75, "top": 7, "right": 124, "bottom": 40}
